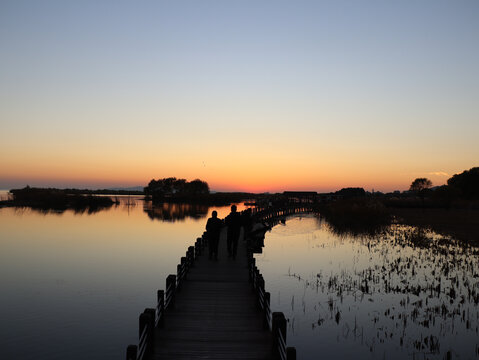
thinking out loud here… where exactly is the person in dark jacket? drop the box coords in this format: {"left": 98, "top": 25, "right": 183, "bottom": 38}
{"left": 206, "top": 210, "right": 223, "bottom": 260}
{"left": 242, "top": 208, "right": 253, "bottom": 238}
{"left": 225, "top": 204, "right": 242, "bottom": 259}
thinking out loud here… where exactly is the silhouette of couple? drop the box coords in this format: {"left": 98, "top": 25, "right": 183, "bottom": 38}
{"left": 205, "top": 205, "right": 242, "bottom": 260}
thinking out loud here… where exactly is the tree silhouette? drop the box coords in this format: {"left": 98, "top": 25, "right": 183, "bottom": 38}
{"left": 144, "top": 177, "right": 209, "bottom": 200}
{"left": 447, "top": 167, "right": 479, "bottom": 199}
{"left": 409, "top": 178, "right": 432, "bottom": 192}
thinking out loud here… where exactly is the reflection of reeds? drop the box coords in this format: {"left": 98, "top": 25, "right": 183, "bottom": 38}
{"left": 391, "top": 207, "right": 479, "bottom": 245}
{"left": 320, "top": 198, "right": 391, "bottom": 237}
{"left": 278, "top": 223, "right": 479, "bottom": 359}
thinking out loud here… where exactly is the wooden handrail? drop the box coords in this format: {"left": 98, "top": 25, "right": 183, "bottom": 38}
{"left": 249, "top": 250, "right": 296, "bottom": 360}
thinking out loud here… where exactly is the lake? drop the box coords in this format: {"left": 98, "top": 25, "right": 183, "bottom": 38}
{"left": 256, "top": 215, "right": 479, "bottom": 360}
{"left": 1, "top": 193, "right": 478, "bottom": 359}
{"left": 0, "top": 194, "right": 240, "bottom": 359}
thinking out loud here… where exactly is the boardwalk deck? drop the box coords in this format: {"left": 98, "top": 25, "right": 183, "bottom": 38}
{"left": 127, "top": 207, "right": 303, "bottom": 360}
{"left": 150, "top": 228, "right": 273, "bottom": 359}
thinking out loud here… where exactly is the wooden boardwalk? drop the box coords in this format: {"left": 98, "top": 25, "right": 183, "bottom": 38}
{"left": 151, "top": 228, "right": 272, "bottom": 359}
{"left": 127, "top": 209, "right": 300, "bottom": 360}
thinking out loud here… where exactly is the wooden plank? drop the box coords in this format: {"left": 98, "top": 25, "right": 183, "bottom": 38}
{"left": 148, "top": 228, "right": 272, "bottom": 360}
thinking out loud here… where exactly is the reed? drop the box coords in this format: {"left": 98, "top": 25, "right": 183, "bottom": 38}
{"left": 320, "top": 198, "right": 391, "bottom": 236}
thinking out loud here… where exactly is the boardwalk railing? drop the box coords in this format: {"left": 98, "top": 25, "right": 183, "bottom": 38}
{"left": 252, "top": 204, "right": 316, "bottom": 224}
{"left": 248, "top": 253, "right": 296, "bottom": 360}
{"left": 126, "top": 235, "right": 207, "bottom": 360}
{"left": 127, "top": 208, "right": 297, "bottom": 360}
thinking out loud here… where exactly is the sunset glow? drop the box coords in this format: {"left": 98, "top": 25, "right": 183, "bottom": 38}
{"left": 1, "top": 1, "right": 478, "bottom": 192}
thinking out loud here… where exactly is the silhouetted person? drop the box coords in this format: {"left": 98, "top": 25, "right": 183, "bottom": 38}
{"left": 225, "top": 204, "right": 242, "bottom": 258}
{"left": 242, "top": 208, "right": 253, "bottom": 238}
{"left": 206, "top": 210, "right": 222, "bottom": 260}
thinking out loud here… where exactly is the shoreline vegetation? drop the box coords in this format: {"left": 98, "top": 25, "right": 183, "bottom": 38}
{"left": 1, "top": 167, "right": 477, "bottom": 243}
{"left": 1, "top": 187, "right": 117, "bottom": 213}
{"left": 318, "top": 167, "right": 479, "bottom": 244}
{"left": 318, "top": 197, "right": 479, "bottom": 245}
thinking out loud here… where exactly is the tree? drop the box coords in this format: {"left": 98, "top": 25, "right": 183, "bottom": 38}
{"left": 409, "top": 178, "right": 432, "bottom": 192}
{"left": 187, "top": 179, "right": 209, "bottom": 195}
{"left": 144, "top": 177, "right": 210, "bottom": 200}
{"left": 447, "top": 167, "right": 479, "bottom": 199}
{"left": 335, "top": 187, "right": 366, "bottom": 198}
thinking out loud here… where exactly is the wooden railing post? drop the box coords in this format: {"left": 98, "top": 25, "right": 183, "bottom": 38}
{"left": 166, "top": 274, "right": 176, "bottom": 308}
{"left": 203, "top": 232, "right": 209, "bottom": 248}
{"left": 272, "top": 312, "right": 287, "bottom": 360}
{"left": 195, "top": 237, "right": 200, "bottom": 254}
{"left": 287, "top": 347, "right": 297, "bottom": 360}
{"left": 145, "top": 308, "right": 156, "bottom": 345}
{"left": 254, "top": 267, "right": 260, "bottom": 291}
{"left": 249, "top": 257, "right": 256, "bottom": 283}
{"left": 157, "top": 290, "right": 165, "bottom": 327}
{"left": 177, "top": 263, "right": 183, "bottom": 291}
{"left": 126, "top": 345, "right": 137, "bottom": 360}
{"left": 188, "top": 246, "right": 195, "bottom": 266}
{"left": 139, "top": 309, "right": 155, "bottom": 357}
{"left": 264, "top": 292, "right": 271, "bottom": 329}
{"left": 181, "top": 256, "right": 187, "bottom": 279}
{"left": 139, "top": 311, "right": 148, "bottom": 337}
{"left": 257, "top": 274, "right": 265, "bottom": 309}
{"left": 195, "top": 239, "right": 201, "bottom": 257}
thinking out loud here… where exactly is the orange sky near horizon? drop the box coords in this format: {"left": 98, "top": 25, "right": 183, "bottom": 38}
{"left": 1, "top": 2, "right": 478, "bottom": 193}
{"left": 0, "top": 144, "right": 467, "bottom": 193}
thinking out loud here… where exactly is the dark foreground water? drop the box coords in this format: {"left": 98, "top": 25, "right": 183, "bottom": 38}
{"left": 1, "top": 194, "right": 478, "bottom": 359}
{"left": 256, "top": 215, "right": 479, "bottom": 360}
{"left": 0, "top": 195, "right": 237, "bottom": 360}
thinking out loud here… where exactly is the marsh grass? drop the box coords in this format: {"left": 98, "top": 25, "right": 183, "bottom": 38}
{"left": 320, "top": 198, "right": 391, "bottom": 236}
{"left": 276, "top": 224, "right": 479, "bottom": 359}
{"left": 391, "top": 207, "right": 479, "bottom": 245}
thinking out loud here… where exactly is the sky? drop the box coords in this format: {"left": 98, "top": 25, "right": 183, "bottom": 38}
{"left": 1, "top": 0, "right": 478, "bottom": 193}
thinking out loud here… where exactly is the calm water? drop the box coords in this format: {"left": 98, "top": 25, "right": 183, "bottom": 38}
{"left": 0, "top": 194, "right": 240, "bottom": 360}
{"left": 1, "top": 193, "right": 478, "bottom": 359}
{"left": 256, "top": 215, "right": 479, "bottom": 360}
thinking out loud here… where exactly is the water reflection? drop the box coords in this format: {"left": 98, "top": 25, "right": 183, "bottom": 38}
{"left": 143, "top": 202, "right": 209, "bottom": 222}
{"left": 0, "top": 200, "right": 232, "bottom": 360}
{"left": 256, "top": 215, "right": 479, "bottom": 360}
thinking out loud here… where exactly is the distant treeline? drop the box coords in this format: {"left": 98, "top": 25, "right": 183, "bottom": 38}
{"left": 8, "top": 186, "right": 116, "bottom": 213}
{"left": 316, "top": 167, "right": 479, "bottom": 207}
{"left": 62, "top": 188, "right": 143, "bottom": 195}
{"left": 382, "top": 167, "right": 479, "bottom": 209}
{"left": 316, "top": 167, "right": 479, "bottom": 241}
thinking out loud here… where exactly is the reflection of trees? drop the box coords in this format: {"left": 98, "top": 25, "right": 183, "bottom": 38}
{"left": 320, "top": 198, "right": 391, "bottom": 238}
{"left": 143, "top": 202, "right": 209, "bottom": 222}
{"left": 8, "top": 187, "right": 115, "bottom": 215}
{"left": 28, "top": 206, "right": 112, "bottom": 216}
